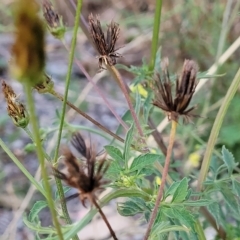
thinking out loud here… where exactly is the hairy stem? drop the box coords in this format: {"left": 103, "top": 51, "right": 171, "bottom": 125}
{"left": 144, "top": 120, "right": 177, "bottom": 240}
{"left": 197, "top": 67, "right": 240, "bottom": 191}
{"left": 51, "top": 91, "right": 125, "bottom": 144}
{"left": 53, "top": 0, "right": 82, "bottom": 164}
{"left": 24, "top": 83, "right": 63, "bottom": 240}
{"left": 149, "top": 0, "right": 163, "bottom": 71}
{"left": 92, "top": 197, "right": 118, "bottom": 240}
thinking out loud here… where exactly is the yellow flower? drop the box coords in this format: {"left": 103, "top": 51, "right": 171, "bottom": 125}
{"left": 130, "top": 83, "right": 148, "bottom": 98}
{"left": 188, "top": 152, "right": 201, "bottom": 168}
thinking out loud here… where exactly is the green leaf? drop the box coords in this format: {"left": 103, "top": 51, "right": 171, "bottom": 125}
{"left": 104, "top": 145, "right": 123, "bottom": 164}
{"left": 232, "top": 177, "right": 240, "bottom": 197}
{"left": 183, "top": 199, "right": 213, "bottom": 207}
{"left": 134, "top": 90, "right": 141, "bottom": 116}
{"left": 150, "top": 222, "right": 189, "bottom": 240}
{"left": 172, "top": 178, "right": 189, "bottom": 203}
{"left": 207, "top": 202, "right": 221, "bottom": 229}
{"left": 221, "top": 146, "right": 237, "bottom": 175}
{"left": 123, "top": 123, "right": 134, "bottom": 163}
{"left": 162, "top": 206, "right": 195, "bottom": 230}
{"left": 221, "top": 186, "right": 240, "bottom": 214}
{"left": 24, "top": 143, "right": 36, "bottom": 153}
{"left": 129, "top": 153, "right": 160, "bottom": 173}
{"left": 106, "top": 161, "right": 122, "bottom": 179}
{"left": 29, "top": 201, "right": 48, "bottom": 222}
{"left": 117, "top": 198, "right": 146, "bottom": 216}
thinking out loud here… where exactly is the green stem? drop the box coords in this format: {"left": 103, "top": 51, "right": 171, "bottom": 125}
{"left": 52, "top": 188, "right": 150, "bottom": 240}
{"left": 53, "top": 0, "right": 82, "bottom": 164}
{"left": 195, "top": 221, "right": 206, "bottom": 240}
{"left": 24, "top": 83, "right": 63, "bottom": 240}
{"left": 144, "top": 120, "right": 177, "bottom": 240}
{"left": 24, "top": 129, "right": 76, "bottom": 238}
{"left": 197, "top": 67, "right": 240, "bottom": 191}
{"left": 0, "top": 138, "right": 45, "bottom": 197}
{"left": 149, "top": 0, "right": 163, "bottom": 71}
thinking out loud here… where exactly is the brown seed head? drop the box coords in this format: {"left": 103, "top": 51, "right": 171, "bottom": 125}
{"left": 53, "top": 133, "right": 109, "bottom": 206}
{"left": 153, "top": 59, "right": 198, "bottom": 121}
{"left": 88, "top": 14, "right": 121, "bottom": 70}
{"left": 11, "top": 0, "right": 45, "bottom": 84}
{"left": 2, "top": 80, "right": 29, "bottom": 128}
{"left": 42, "top": 0, "right": 65, "bottom": 39}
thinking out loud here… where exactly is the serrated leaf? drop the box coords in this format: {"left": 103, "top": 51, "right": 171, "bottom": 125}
{"left": 221, "top": 186, "right": 240, "bottom": 214}
{"left": 232, "top": 177, "right": 240, "bottom": 197}
{"left": 117, "top": 198, "right": 145, "bottom": 216}
{"left": 221, "top": 146, "right": 237, "bottom": 175}
{"left": 29, "top": 201, "right": 48, "bottom": 222}
{"left": 24, "top": 214, "right": 55, "bottom": 234}
{"left": 162, "top": 206, "right": 195, "bottom": 230}
{"left": 106, "top": 161, "right": 122, "bottom": 179}
{"left": 129, "top": 153, "right": 160, "bottom": 173}
{"left": 104, "top": 145, "right": 123, "bottom": 164}
{"left": 173, "top": 208, "right": 196, "bottom": 230}
{"left": 123, "top": 123, "right": 134, "bottom": 163}
{"left": 165, "top": 181, "right": 180, "bottom": 197}
{"left": 183, "top": 199, "right": 213, "bottom": 207}
{"left": 150, "top": 222, "right": 189, "bottom": 240}
{"left": 172, "top": 178, "right": 189, "bottom": 203}
{"left": 207, "top": 202, "right": 221, "bottom": 229}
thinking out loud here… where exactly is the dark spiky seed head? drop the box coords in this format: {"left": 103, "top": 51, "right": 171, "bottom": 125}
{"left": 88, "top": 14, "right": 121, "bottom": 70}
{"left": 53, "top": 133, "right": 109, "bottom": 206}
{"left": 153, "top": 59, "right": 198, "bottom": 121}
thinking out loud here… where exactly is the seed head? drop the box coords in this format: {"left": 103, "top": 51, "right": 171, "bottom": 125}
{"left": 42, "top": 0, "right": 65, "bottom": 39}
{"left": 11, "top": 0, "right": 45, "bottom": 84}
{"left": 34, "top": 74, "right": 54, "bottom": 94}
{"left": 153, "top": 59, "right": 198, "bottom": 121}
{"left": 53, "top": 133, "right": 109, "bottom": 206}
{"left": 88, "top": 14, "right": 121, "bottom": 70}
{"left": 2, "top": 80, "right": 29, "bottom": 128}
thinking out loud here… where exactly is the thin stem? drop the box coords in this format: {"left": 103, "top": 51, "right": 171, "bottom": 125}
{"left": 200, "top": 207, "right": 226, "bottom": 239}
{"left": 197, "top": 67, "right": 240, "bottom": 191}
{"left": 51, "top": 91, "right": 125, "bottom": 144}
{"left": 144, "top": 120, "right": 177, "bottom": 240}
{"left": 0, "top": 138, "right": 45, "bottom": 197}
{"left": 25, "top": 120, "right": 78, "bottom": 239}
{"left": 195, "top": 221, "right": 206, "bottom": 240}
{"left": 92, "top": 197, "right": 118, "bottom": 240}
{"left": 108, "top": 65, "right": 146, "bottom": 142}
{"left": 149, "top": 0, "right": 163, "bottom": 71}
{"left": 53, "top": 0, "right": 82, "bottom": 164}
{"left": 62, "top": 39, "right": 128, "bottom": 131}
{"left": 148, "top": 117, "right": 167, "bottom": 156}
{"left": 24, "top": 84, "right": 63, "bottom": 240}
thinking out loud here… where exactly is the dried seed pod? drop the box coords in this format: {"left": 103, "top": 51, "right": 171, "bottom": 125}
{"left": 88, "top": 14, "right": 121, "bottom": 70}
{"left": 153, "top": 59, "right": 198, "bottom": 121}
{"left": 42, "top": 0, "right": 65, "bottom": 39}
{"left": 2, "top": 80, "right": 29, "bottom": 128}
{"left": 53, "top": 133, "right": 109, "bottom": 207}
